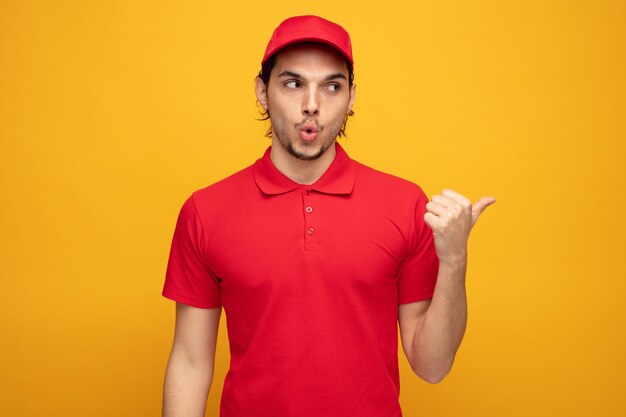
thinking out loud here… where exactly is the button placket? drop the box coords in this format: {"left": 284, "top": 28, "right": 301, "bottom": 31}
{"left": 302, "top": 189, "right": 320, "bottom": 250}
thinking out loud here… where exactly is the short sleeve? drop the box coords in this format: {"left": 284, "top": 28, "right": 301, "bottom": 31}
{"left": 162, "top": 195, "right": 221, "bottom": 309}
{"left": 397, "top": 186, "right": 439, "bottom": 304}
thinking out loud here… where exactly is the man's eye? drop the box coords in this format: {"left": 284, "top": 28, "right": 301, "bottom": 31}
{"left": 327, "top": 83, "right": 341, "bottom": 92}
{"left": 285, "top": 81, "right": 300, "bottom": 88}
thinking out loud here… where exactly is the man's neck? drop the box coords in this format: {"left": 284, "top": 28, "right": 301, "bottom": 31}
{"left": 269, "top": 141, "right": 337, "bottom": 185}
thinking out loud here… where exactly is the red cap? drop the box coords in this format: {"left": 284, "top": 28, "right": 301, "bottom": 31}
{"left": 261, "top": 15, "right": 354, "bottom": 67}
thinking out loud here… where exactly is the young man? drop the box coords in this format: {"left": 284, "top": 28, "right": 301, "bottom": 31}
{"left": 162, "top": 15, "right": 495, "bottom": 417}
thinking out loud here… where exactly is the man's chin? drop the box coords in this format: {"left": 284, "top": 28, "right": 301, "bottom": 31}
{"left": 287, "top": 143, "right": 327, "bottom": 161}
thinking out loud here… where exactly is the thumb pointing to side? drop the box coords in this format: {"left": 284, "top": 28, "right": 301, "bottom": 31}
{"left": 471, "top": 196, "right": 496, "bottom": 227}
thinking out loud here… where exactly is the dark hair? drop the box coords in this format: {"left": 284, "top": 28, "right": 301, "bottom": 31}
{"left": 255, "top": 50, "right": 355, "bottom": 138}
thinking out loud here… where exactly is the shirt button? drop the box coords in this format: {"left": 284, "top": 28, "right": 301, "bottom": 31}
{"left": 305, "top": 206, "right": 313, "bottom": 213}
{"left": 307, "top": 227, "right": 315, "bottom": 235}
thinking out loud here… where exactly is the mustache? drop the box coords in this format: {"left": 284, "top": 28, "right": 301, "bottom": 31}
{"left": 295, "top": 120, "right": 321, "bottom": 130}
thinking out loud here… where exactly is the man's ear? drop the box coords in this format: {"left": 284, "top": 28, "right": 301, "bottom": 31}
{"left": 347, "top": 83, "right": 356, "bottom": 114}
{"left": 255, "top": 77, "right": 268, "bottom": 110}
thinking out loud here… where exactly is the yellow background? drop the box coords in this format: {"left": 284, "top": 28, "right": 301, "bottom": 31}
{"left": 1, "top": 1, "right": 624, "bottom": 416}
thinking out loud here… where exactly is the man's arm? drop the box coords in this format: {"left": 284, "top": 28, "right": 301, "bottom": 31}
{"left": 399, "top": 189, "right": 495, "bottom": 383}
{"left": 163, "top": 302, "right": 222, "bottom": 417}
{"left": 398, "top": 261, "right": 467, "bottom": 383}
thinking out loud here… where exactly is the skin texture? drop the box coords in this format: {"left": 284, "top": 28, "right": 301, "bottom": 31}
{"left": 398, "top": 190, "right": 495, "bottom": 383}
{"left": 255, "top": 42, "right": 356, "bottom": 185}
{"left": 162, "top": 303, "right": 221, "bottom": 417}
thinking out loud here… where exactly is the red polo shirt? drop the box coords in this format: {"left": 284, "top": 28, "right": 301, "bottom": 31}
{"left": 162, "top": 142, "right": 439, "bottom": 417}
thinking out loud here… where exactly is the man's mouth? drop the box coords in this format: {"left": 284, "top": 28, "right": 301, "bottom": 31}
{"left": 299, "top": 123, "right": 319, "bottom": 142}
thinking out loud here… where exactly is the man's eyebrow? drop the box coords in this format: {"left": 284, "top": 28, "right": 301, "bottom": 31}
{"left": 324, "top": 73, "right": 347, "bottom": 81}
{"left": 277, "top": 71, "right": 302, "bottom": 79}
{"left": 277, "top": 71, "right": 347, "bottom": 81}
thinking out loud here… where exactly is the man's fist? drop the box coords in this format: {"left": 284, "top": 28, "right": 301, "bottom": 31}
{"left": 424, "top": 189, "right": 496, "bottom": 265}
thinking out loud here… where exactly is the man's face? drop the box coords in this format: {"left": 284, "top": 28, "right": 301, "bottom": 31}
{"left": 255, "top": 43, "right": 356, "bottom": 161}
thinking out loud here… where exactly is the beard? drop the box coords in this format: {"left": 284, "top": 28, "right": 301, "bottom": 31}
{"left": 286, "top": 141, "right": 329, "bottom": 161}
{"left": 273, "top": 121, "right": 343, "bottom": 161}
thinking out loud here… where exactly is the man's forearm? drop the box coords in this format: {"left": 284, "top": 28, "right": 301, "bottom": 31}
{"left": 411, "top": 257, "right": 468, "bottom": 383}
{"left": 163, "top": 354, "right": 213, "bottom": 417}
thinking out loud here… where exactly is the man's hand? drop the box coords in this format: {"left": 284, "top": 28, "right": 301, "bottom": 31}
{"left": 403, "top": 189, "right": 495, "bottom": 383}
{"left": 424, "top": 189, "right": 496, "bottom": 266}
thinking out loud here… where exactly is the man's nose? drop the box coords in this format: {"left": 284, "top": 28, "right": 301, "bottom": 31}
{"left": 302, "top": 86, "right": 319, "bottom": 116}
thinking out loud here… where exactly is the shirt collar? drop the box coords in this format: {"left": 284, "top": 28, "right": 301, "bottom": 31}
{"left": 253, "top": 142, "right": 356, "bottom": 195}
